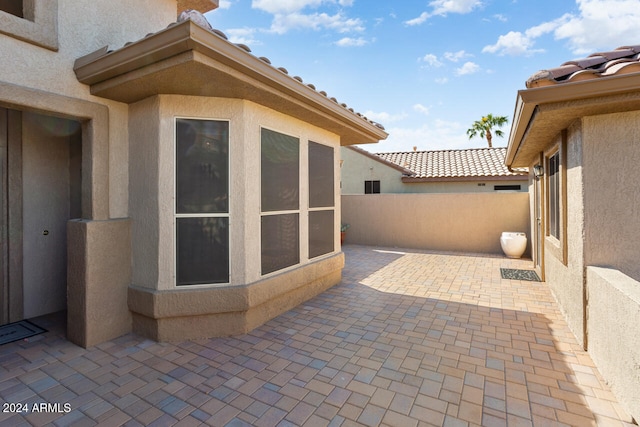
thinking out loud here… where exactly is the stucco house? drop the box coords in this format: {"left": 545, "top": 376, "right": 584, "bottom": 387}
{"left": 341, "top": 145, "right": 527, "bottom": 194}
{"left": 0, "top": 0, "right": 387, "bottom": 347}
{"left": 505, "top": 45, "right": 640, "bottom": 422}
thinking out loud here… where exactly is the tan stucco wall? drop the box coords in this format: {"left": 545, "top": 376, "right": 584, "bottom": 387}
{"left": 586, "top": 267, "right": 640, "bottom": 422}
{"left": 129, "top": 253, "right": 344, "bottom": 341}
{"left": 542, "top": 124, "right": 587, "bottom": 347}
{"left": 0, "top": 0, "right": 181, "bottom": 218}
{"left": 582, "top": 111, "right": 640, "bottom": 281}
{"left": 341, "top": 192, "right": 530, "bottom": 254}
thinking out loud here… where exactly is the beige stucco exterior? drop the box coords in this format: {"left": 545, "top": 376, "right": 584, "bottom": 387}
{"left": 506, "top": 74, "right": 640, "bottom": 422}
{"left": 1, "top": 0, "right": 384, "bottom": 347}
{"left": 342, "top": 193, "right": 530, "bottom": 255}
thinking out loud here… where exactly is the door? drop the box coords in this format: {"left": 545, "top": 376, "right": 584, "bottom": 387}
{"left": 0, "top": 108, "right": 81, "bottom": 324}
{"left": 534, "top": 166, "right": 544, "bottom": 279}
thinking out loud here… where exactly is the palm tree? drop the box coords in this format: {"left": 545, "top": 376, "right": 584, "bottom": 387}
{"left": 466, "top": 114, "right": 508, "bottom": 148}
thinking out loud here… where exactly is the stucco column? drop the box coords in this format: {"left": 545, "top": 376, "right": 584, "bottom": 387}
{"left": 67, "top": 218, "right": 132, "bottom": 347}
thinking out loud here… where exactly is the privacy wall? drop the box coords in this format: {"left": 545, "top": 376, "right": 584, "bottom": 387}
{"left": 342, "top": 193, "right": 530, "bottom": 254}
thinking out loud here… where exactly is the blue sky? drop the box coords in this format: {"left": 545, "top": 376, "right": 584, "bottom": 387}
{"left": 205, "top": 0, "right": 640, "bottom": 153}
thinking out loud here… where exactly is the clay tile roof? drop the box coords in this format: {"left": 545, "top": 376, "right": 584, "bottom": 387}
{"left": 527, "top": 45, "right": 640, "bottom": 88}
{"left": 375, "top": 147, "right": 527, "bottom": 180}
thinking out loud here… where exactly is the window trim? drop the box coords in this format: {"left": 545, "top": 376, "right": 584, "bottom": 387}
{"left": 543, "top": 133, "right": 567, "bottom": 265}
{"left": 173, "top": 116, "right": 231, "bottom": 287}
{"left": 0, "top": 0, "right": 58, "bottom": 51}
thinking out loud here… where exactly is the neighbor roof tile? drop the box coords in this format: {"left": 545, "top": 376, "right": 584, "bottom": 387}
{"left": 376, "top": 147, "right": 526, "bottom": 180}
{"left": 527, "top": 45, "right": 640, "bottom": 88}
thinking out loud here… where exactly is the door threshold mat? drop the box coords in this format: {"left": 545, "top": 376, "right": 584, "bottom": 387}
{"left": 0, "top": 320, "right": 47, "bottom": 346}
{"left": 500, "top": 268, "right": 541, "bottom": 282}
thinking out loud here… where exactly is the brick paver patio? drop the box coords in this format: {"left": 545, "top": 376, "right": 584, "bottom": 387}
{"left": 0, "top": 245, "right": 635, "bottom": 426}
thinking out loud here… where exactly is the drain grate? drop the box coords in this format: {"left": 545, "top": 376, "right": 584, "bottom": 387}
{"left": 500, "top": 268, "right": 541, "bottom": 282}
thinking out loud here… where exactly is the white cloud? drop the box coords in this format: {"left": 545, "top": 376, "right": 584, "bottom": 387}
{"left": 413, "top": 104, "right": 431, "bottom": 116}
{"left": 420, "top": 54, "right": 443, "bottom": 67}
{"left": 405, "top": 0, "right": 483, "bottom": 25}
{"left": 444, "top": 50, "right": 471, "bottom": 62}
{"left": 455, "top": 61, "right": 480, "bottom": 75}
{"left": 335, "top": 37, "right": 369, "bottom": 47}
{"left": 269, "top": 12, "right": 364, "bottom": 34}
{"left": 435, "top": 77, "right": 449, "bottom": 84}
{"left": 554, "top": 0, "right": 640, "bottom": 54}
{"left": 218, "top": 0, "right": 233, "bottom": 9}
{"left": 493, "top": 14, "right": 507, "bottom": 22}
{"left": 373, "top": 120, "right": 472, "bottom": 153}
{"left": 362, "top": 110, "right": 408, "bottom": 123}
{"left": 484, "top": 0, "right": 640, "bottom": 56}
{"left": 252, "top": 0, "right": 364, "bottom": 34}
{"left": 482, "top": 30, "right": 546, "bottom": 56}
{"left": 225, "top": 28, "right": 260, "bottom": 45}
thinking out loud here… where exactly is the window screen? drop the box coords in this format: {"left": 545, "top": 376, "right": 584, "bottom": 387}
{"left": 176, "top": 119, "right": 229, "bottom": 214}
{"left": 176, "top": 217, "right": 229, "bottom": 285}
{"left": 548, "top": 152, "right": 560, "bottom": 239}
{"left": 0, "top": 0, "right": 24, "bottom": 18}
{"left": 175, "top": 119, "right": 230, "bottom": 286}
{"left": 261, "top": 128, "right": 299, "bottom": 212}
{"left": 308, "top": 141, "right": 334, "bottom": 208}
{"left": 261, "top": 214, "right": 300, "bottom": 274}
{"left": 309, "top": 210, "right": 334, "bottom": 259}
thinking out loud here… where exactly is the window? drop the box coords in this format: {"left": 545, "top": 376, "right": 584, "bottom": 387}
{"left": 364, "top": 180, "right": 380, "bottom": 194}
{"left": 308, "top": 142, "right": 335, "bottom": 259}
{"left": 0, "top": 0, "right": 58, "bottom": 51}
{"left": 547, "top": 151, "right": 560, "bottom": 239}
{"left": 494, "top": 185, "right": 522, "bottom": 191}
{"left": 0, "top": 0, "right": 24, "bottom": 18}
{"left": 175, "top": 119, "right": 229, "bottom": 286}
{"left": 261, "top": 128, "right": 300, "bottom": 275}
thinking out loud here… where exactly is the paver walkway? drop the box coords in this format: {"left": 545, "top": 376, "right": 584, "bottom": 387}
{"left": 0, "top": 245, "right": 634, "bottom": 426}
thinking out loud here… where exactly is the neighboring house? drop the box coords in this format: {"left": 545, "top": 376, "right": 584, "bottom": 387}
{"left": 506, "top": 45, "right": 640, "bottom": 422}
{"left": 341, "top": 145, "right": 527, "bottom": 194}
{"left": 0, "top": 0, "right": 387, "bottom": 347}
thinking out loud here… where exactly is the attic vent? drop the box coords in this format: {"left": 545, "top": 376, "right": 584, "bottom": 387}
{"left": 494, "top": 185, "right": 521, "bottom": 191}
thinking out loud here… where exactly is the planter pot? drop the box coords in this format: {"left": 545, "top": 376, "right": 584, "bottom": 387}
{"left": 340, "top": 231, "right": 346, "bottom": 245}
{"left": 500, "top": 232, "right": 527, "bottom": 258}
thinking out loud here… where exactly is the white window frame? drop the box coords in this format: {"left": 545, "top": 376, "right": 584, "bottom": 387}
{"left": 174, "top": 116, "right": 231, "bottom": 287}
{"left": 308, "top": 140, "right": 336, "bottom": 260}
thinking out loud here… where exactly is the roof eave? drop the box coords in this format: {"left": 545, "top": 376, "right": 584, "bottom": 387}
{"left": 73, "top": 20, "right": 388, "bottom": 146}
{"left": 506, "top": 72, "right": 640, "bottom": 168}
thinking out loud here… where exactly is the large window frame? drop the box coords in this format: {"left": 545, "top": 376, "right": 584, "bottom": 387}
{"left": 308, "top": 141, "right": 335, "bottom": 260}
{"left": 260, "top": 127, "right": 301, "bottom": 276}
{"left": 544, "top": 134, "right": 567, "bottom": 265}
{"left": 174, "top": 117, "right": 231, "bottom": 287}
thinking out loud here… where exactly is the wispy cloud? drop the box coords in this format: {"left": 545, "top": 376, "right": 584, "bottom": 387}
{"left": 484, "top": 0, "right": 640, "bottom": 56}
{"left": 335, "top": 37, "right": 370, "bottom": 47}
{"left": 362, "top": 110, "right": 409, "bottom": 123}
{"left": 444, "top": 50, "right": 471, "bottom": 62}
{"left": 413, "top": 104, "right": 431, "bottom": 116}
{"left": 420, "top": 54, "right": 444, "bottom": 67}
{"left": 218, "top": 0, "right": 234, "bottom": 9}
{"left": 405, "top": 0, "right": 483, "bottom": 25}
{"left": 225, "top": 28, "right": 261, "bottom": 45}
{"left": 455, "top": 61, "right": 480, "bottom": 75}
{"left": 251, "top": 0, "right": 364, "bottom": 34}
{"left": 375, "top": 119, "right": 472, "bottom": 152}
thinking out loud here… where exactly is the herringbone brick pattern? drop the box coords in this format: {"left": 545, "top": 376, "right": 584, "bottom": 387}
{"left": 0, "top": 245, "right": 634, "bottom": 426}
